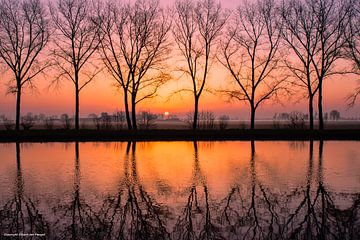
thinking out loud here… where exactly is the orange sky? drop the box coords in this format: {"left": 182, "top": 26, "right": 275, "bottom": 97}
{"left": 0, "top": 65, "right": 359, "bottom": 119}
{"left": 0, "top": 0, "right": 359, "bottom": 119}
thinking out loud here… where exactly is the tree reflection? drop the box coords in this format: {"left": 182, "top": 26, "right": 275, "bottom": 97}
{"left": 220, "top": 140, "right": 360, "bottom": 240}
{"left": 0, "top": 143, "right": 49, "bottom": 237}
{"left": 99, "top": 141, "right": 169, "bottom": 240}
{"left": 52, "top": 142, "right": 107, "bottom": 239}
{"left": 221, "top": 141, "right": 281, "bottom": 240}
{"left": 172, "top": 141, "right": 224, "bottom": 240}
{"left": 282, "top": 141, "right": 360, "bottom": 239}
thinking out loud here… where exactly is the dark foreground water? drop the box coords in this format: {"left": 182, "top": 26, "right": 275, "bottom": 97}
{"left": 0, "top": 141, "right": 359, "bottom": 240}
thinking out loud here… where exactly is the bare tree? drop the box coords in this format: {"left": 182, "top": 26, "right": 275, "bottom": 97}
{"left": 345, "top": 0, "right": 360, "bottom": 107}
{"left": 98, "top": 0, "right": 171, "bottom": 130}
{"left": 0, "top": 0, "right": 49, "bottom": 130}
{"left": 344, "top": 0, "right": 360, "bottom": 70}
{"left": 173, "top": 0, "right": 228, "bottom": 130}
{"left": 220, "top": 0, "right": 285, "bottom": 129}
{"left": 50, "top": 0, "right": 103, "bottom": 130}
{"left": 281, "top": 0, "right": 320, "bottom": 130}
{"left": 309, "top": 0, "right": 349, "bottom": 129}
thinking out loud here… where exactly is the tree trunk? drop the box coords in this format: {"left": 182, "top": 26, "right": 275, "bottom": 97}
{"left": 124, "top": 91, "right": 132, "bottom": 130}
{"left": 15, "top": 84, "right": 21, "bottom": 131}
{"left": 309, "top": 95, "right": 314, "bottom": 130}
{"left": 75, "top": 86, "right": 79, "bottom": 131}
{"left": 250, "top": 104, "right": 256, "bottom": 130}
{"left": 251, "top": 140, "right": 255, "bottom": 156}
{"left": 318, "top": 82, "right": 324, "bottom": 130}
{"left": 16, "top": 142, "right": 21, "bottom": 171}
{"left": 309, "top": 140, "right": 313, "bottom": 161}
{"left": 75, "top": 141, "right": 79, "bottom": 160}
{"left": 131, "top": 95, "right": 137, "bottom": 130}
{"left": 193, "top": 96, "right": 199, "bottom": 130}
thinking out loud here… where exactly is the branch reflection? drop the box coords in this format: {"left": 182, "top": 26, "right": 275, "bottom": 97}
{"left": 0, "top": 143, "right": 49, "bottom": 237}
{"left": 172, "top": 141, "right": 224, "bottom": 240}
{"left": 52, "top": 142, "right": 107, "bottom": 239}
{"left": 99, "top": 141, "right": 170, "bottom": 240}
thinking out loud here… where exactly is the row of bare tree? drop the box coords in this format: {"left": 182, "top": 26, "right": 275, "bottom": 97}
{"left": 0, "top": 0, "right": 359, "bottom": 130}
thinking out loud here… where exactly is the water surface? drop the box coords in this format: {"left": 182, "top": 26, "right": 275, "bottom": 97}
{"left": 0, "top": 141, "right": 359, "bottom": 239}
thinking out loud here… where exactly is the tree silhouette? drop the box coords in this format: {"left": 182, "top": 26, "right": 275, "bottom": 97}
{"left": 344, "top": 0, "right": 360, "bottom": 70}
{"left": 345, "top": 0, "right": 360, "bottom": 107}
{"left": 98, "top": 0, "right": 171, "bottom": 130}
{"left": 281, "top": 0, "right": 320, "bottom": 130}
{"left": 173, "top": 0, "right": 228, "bottom": 130}
{"left": 0, "top": 0, "right": 50, "bottom": 130}
{"left": 50, "top": 0, "right": 103, "bottom": 130}
{"left": 220, "top": 0, "right": 285, "bottom": 129}
{"left": 308, "top": 0, "right": 350, "bottom": 129}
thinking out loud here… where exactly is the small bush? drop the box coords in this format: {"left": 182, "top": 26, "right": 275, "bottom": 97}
{"left": 3, "top": 118, "right": 15, "bottom": 130}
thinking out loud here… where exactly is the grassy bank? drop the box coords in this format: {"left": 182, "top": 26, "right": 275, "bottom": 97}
{"left": 0, "top": 129, "right": 360, "bottom": 142}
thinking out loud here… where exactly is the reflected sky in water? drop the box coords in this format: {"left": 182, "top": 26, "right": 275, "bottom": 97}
{"left": 0, "top": 141, "right": 359, "bottom": 239}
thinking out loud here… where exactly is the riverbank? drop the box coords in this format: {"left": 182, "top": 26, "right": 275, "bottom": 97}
{"left": 0, "top": 129, "right": 360, "bottom": 142}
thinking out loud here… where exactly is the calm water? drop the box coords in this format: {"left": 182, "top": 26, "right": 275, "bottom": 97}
{"left": 0, "top": 141, "right": 359, "bottom": 240}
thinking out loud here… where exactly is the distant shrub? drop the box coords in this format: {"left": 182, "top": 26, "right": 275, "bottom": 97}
{"left": 186, "top": 111, "right": 216, "bottom": 129}
{"left": 272, "top": 120, "right": 282, "bottom": 129}
{"left": 138, "top": 111, "right": 157, "bottom": 129}
{"left": 199, "top": 111, "right": 215, "bottom": 130}
{"left": 100, "top": 113, "right": 112, "bottom": 130}
{"left": 21, "top": 113, "right": 35, "bottom": 130}
{"left": 218, "top": 115, "right": 230, "bottom": 130}
{"left": 61, "top": 114, "right": 71, "bottom": 130}
{"left": 288, "top": 111, "right": 306, "bottom": 129}
{"left": 330, "top": 110, "right": 340, "bottom": 120}
{"left": 185, "top": 112, "right": 194, "bottom": 129}
{"left": 44, "top": 117, "right": 55, "bottom": 130}
{"left": 113, "top": 111, "right": 126, "bottom": 130}
{"left": 3, "top": 118, "right": 15, "bottom": 130}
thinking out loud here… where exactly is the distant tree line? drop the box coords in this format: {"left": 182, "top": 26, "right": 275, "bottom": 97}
{"left": 0, "top": 0, "right": 358, "bottom": 131}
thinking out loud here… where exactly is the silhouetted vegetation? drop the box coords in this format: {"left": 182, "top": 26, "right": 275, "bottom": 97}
{"left": 173, "top": 0, "right": 228, "bottom": 130}
{"left": 97, "top": 0, "right": 171, "bottom": 130}
{"left": 0, "top": 0, "right": 359, "bottom": 131}
{"left": 50, "top": 0, "right": 103, "bottom": 131}
{"left": 0, "top": 0, "right": 50, "bottom": 130}
{"left": 218, "top": 115, "right": 230, "bottom": 130}
{"left": 220, "top": 0, "right": 286, "bottom": 130}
